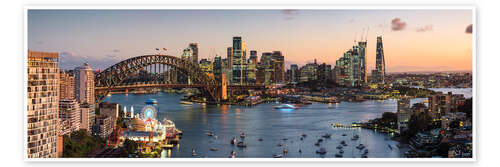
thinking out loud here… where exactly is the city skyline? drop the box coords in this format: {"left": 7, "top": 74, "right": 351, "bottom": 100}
{"left": 28, "top": 9, "right": 473, "bottom": 72}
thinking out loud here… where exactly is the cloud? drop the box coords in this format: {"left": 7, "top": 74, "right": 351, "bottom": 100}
{"left": 113, "top": 49, "right": 120, "bottom": 53}
{"left": 416, "top": 25, "right": 433, "bottom": 32}
{"left": 281, "top": 9, "right": 299, "bottom": 20}
{"left": 465, "top": 24, "right": 473, "bottom": 34}
{"left": 391, "top": 18, "right": 407, "bottom": 31}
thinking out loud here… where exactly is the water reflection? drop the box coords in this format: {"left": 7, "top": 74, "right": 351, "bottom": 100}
{"left": 104, "top": 92, "right": 406, "bottom": 158}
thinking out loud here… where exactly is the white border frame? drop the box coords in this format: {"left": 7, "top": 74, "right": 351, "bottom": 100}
{"left": 24, "top": 5, "right": 477, "bottom": 162}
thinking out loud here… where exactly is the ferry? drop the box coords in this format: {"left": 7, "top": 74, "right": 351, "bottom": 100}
{"left": 274, "top": 104, "right": 297, "bottom": 110}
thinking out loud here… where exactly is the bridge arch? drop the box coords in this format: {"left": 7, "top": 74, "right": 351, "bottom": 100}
{"left": 94, "top": 55, "right": 220, "bottom": 103}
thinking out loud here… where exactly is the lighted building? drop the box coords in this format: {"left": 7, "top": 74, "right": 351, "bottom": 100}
{"left": 199, "top": 58, "right": 213, "bottom": 75}
{"left": 318, "top": 63, "right": 332, "bottom": 83}
{"left": 272, "top": 51, "right": 285, "bottom": 84}
{"left": 299, "top": 62, "right": 318, "bottom": 82}
{"left": 260, "top": 52, "right": 274, "bottom": 85}
{"left": 189, "top": 43, "right": 199, "bottom": 65}
{"left": 213, "top": 55, "right": 222, "bottom": 82}
{"left": 428, "top": 92, "right": 453, "bottom": 120}
{"left": 232, "top": 36, "right": 247, "bottom": 85}
{"left": 358, "top": 41, "right": 368, "bottom": 85}
{"left": 74, "top": 63, "right": 95, "bottom": 104}
{"left": 290, "top": 64, "right": 299, "bottom": 84}
{"left": 246, "top": 50, "right": 258, "bottom": 85}
{"left": 397, "top": 97, "right": 411, "bottom": 133}
{"left": 59, "top": 71, "right": 75, "bottom": 100}
{"left": 27, "top": 50, "right": 60, "bottom": 158}
{"left": 59, "top": 99, "right": 81, "bottom": 135}
{"left": 373, "top": 35, "right": 386, "bottom": 84}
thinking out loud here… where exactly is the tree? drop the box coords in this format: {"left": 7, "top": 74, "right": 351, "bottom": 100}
{"left": 123, "top": 139, "right": 138, "bottom": 155}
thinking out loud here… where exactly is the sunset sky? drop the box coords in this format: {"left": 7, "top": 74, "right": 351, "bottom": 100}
{"left": 27, "top": 9, "right": 473, "bottom": 73}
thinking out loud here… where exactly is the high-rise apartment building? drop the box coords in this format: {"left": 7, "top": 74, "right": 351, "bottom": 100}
{"left": 59, "top": 71, "right": 75, "bottom": 100}
{"left": 373, "top": 35, "right": 386, "bottom": 84}
{"left": 74, "top": 63, "right": 95, "bottom": 104}
{"left": 80, "top": 103, "right": 95, "bottom": 133}
{"left": 27, "top": 50, "right": 60, "bottom": 158}
{"left": 59, "top": 99, "right": 81, "bottom": 135}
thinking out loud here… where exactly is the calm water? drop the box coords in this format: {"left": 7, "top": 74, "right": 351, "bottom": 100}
{"left": 103, "top": 92, "right": 406, "bottom": 158}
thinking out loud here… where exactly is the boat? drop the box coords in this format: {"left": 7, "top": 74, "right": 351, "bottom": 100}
{"left": 302, "top": 133, "right": 307, "bottom": 137}
{"left": 361, "top": 155, "right": 368, "bottom": 158}
{"left": 180, "top": 100, "right": 193, "bottom": 105}
{"left": 314, "top": 142, "right": 320, "bottom": 146}
{"left": 258, "top": 138, "right": 263, "bottom": 141}
{"left": 388, "top": 144, "right": 393, "bottom": 150}
{"left": 273, "top": 154, "right": 283, "bottom": 158}
{"left": 210, "top": 147, "right": 218, "bottom": 151}
{"left": 229, "top": 151, "right": 236, "bottom": 158}
{"left": 300, "top": 137, "right": 303, "bottom": 141}
{"left": 335, "top": 153, "right": 343, "bottom": 157}
{"left": 351, "top": 134, "right": 360, "bottom": 140}
{"left": 356, "top": 144, "right": 365, "bottom": 150}
{"left": 322, "top": 133, "right": 331, "bottom": 138}
{"left": 274, "top": 104, "right": 297, "bottom": 110}
{"left": 191, "top": 149, "right": 197, "bottom": 156}
{"left": 316, "top": 147, "right": 327, "bottom": 155}
{"left": 339, "top": 150, "right": 344, "bottom": 154}
{"left": 342, "top": 134, "right": 347, "bottom": 136}
{"left": 283, "top": 148, "right": 288, "bottom": 154}
{"left": 277, "top": 143, "right": 283, "bottom": 147}
{"left": 336, "top": 145, "right": 343, "bottom": 149}
{"left": 240, "top": 132, "right": 246, "bottom": 139}
{"left": 231, "top": 137, "right": 236, "bottom": 145}
{"left": 317, "top": 138, "right": 323, "bottom": 142}
{"left": 206, "top": 131, "right": 214, "bottom": 136}
{"left": 340, "top": 140, "right": 346, "bottom": 145}
{"left": 363, "top": 149, "right": 369, "bottom": 155}
{"left": 237, "top": 141, "right": 247, "bottom": 148}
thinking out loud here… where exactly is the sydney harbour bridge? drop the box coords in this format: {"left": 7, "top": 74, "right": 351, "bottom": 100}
{"left": 94, "top": 54, "right": 264, "bottom": 104}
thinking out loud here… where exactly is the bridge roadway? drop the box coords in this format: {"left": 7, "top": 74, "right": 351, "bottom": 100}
{"left": 95, "top": 83, "right": 265, "bottom": 92}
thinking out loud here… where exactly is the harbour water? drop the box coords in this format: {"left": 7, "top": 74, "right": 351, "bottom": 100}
{"left": 104, "top": 92, "right": 407, "bottom": 158}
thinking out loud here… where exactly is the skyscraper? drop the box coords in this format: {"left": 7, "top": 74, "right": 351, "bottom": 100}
{"left": 374, "top": 35, "right": 386, "bottom": 84}
{"left": 27, "top": 50, "right": 60, "bottom": 158}
{"left": 272, "top": 51, "right": 285, "bottom": 84}
{"left": 189, "top": 43, "right": 199, "bottom": 65}
{"left": 213, "top": 55, "right": 222, "bottom": 82}
{"left": 232, "top": 36, "right": 247, "bottom": 85}
{"left": 247, "top": 50, "right": 258, "bottom": 84}
{"left": 358, "top": 41, "right": 367, "bottom": 85}
{"left": 74, "top": 63, "right": 95, "bottom": 104}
